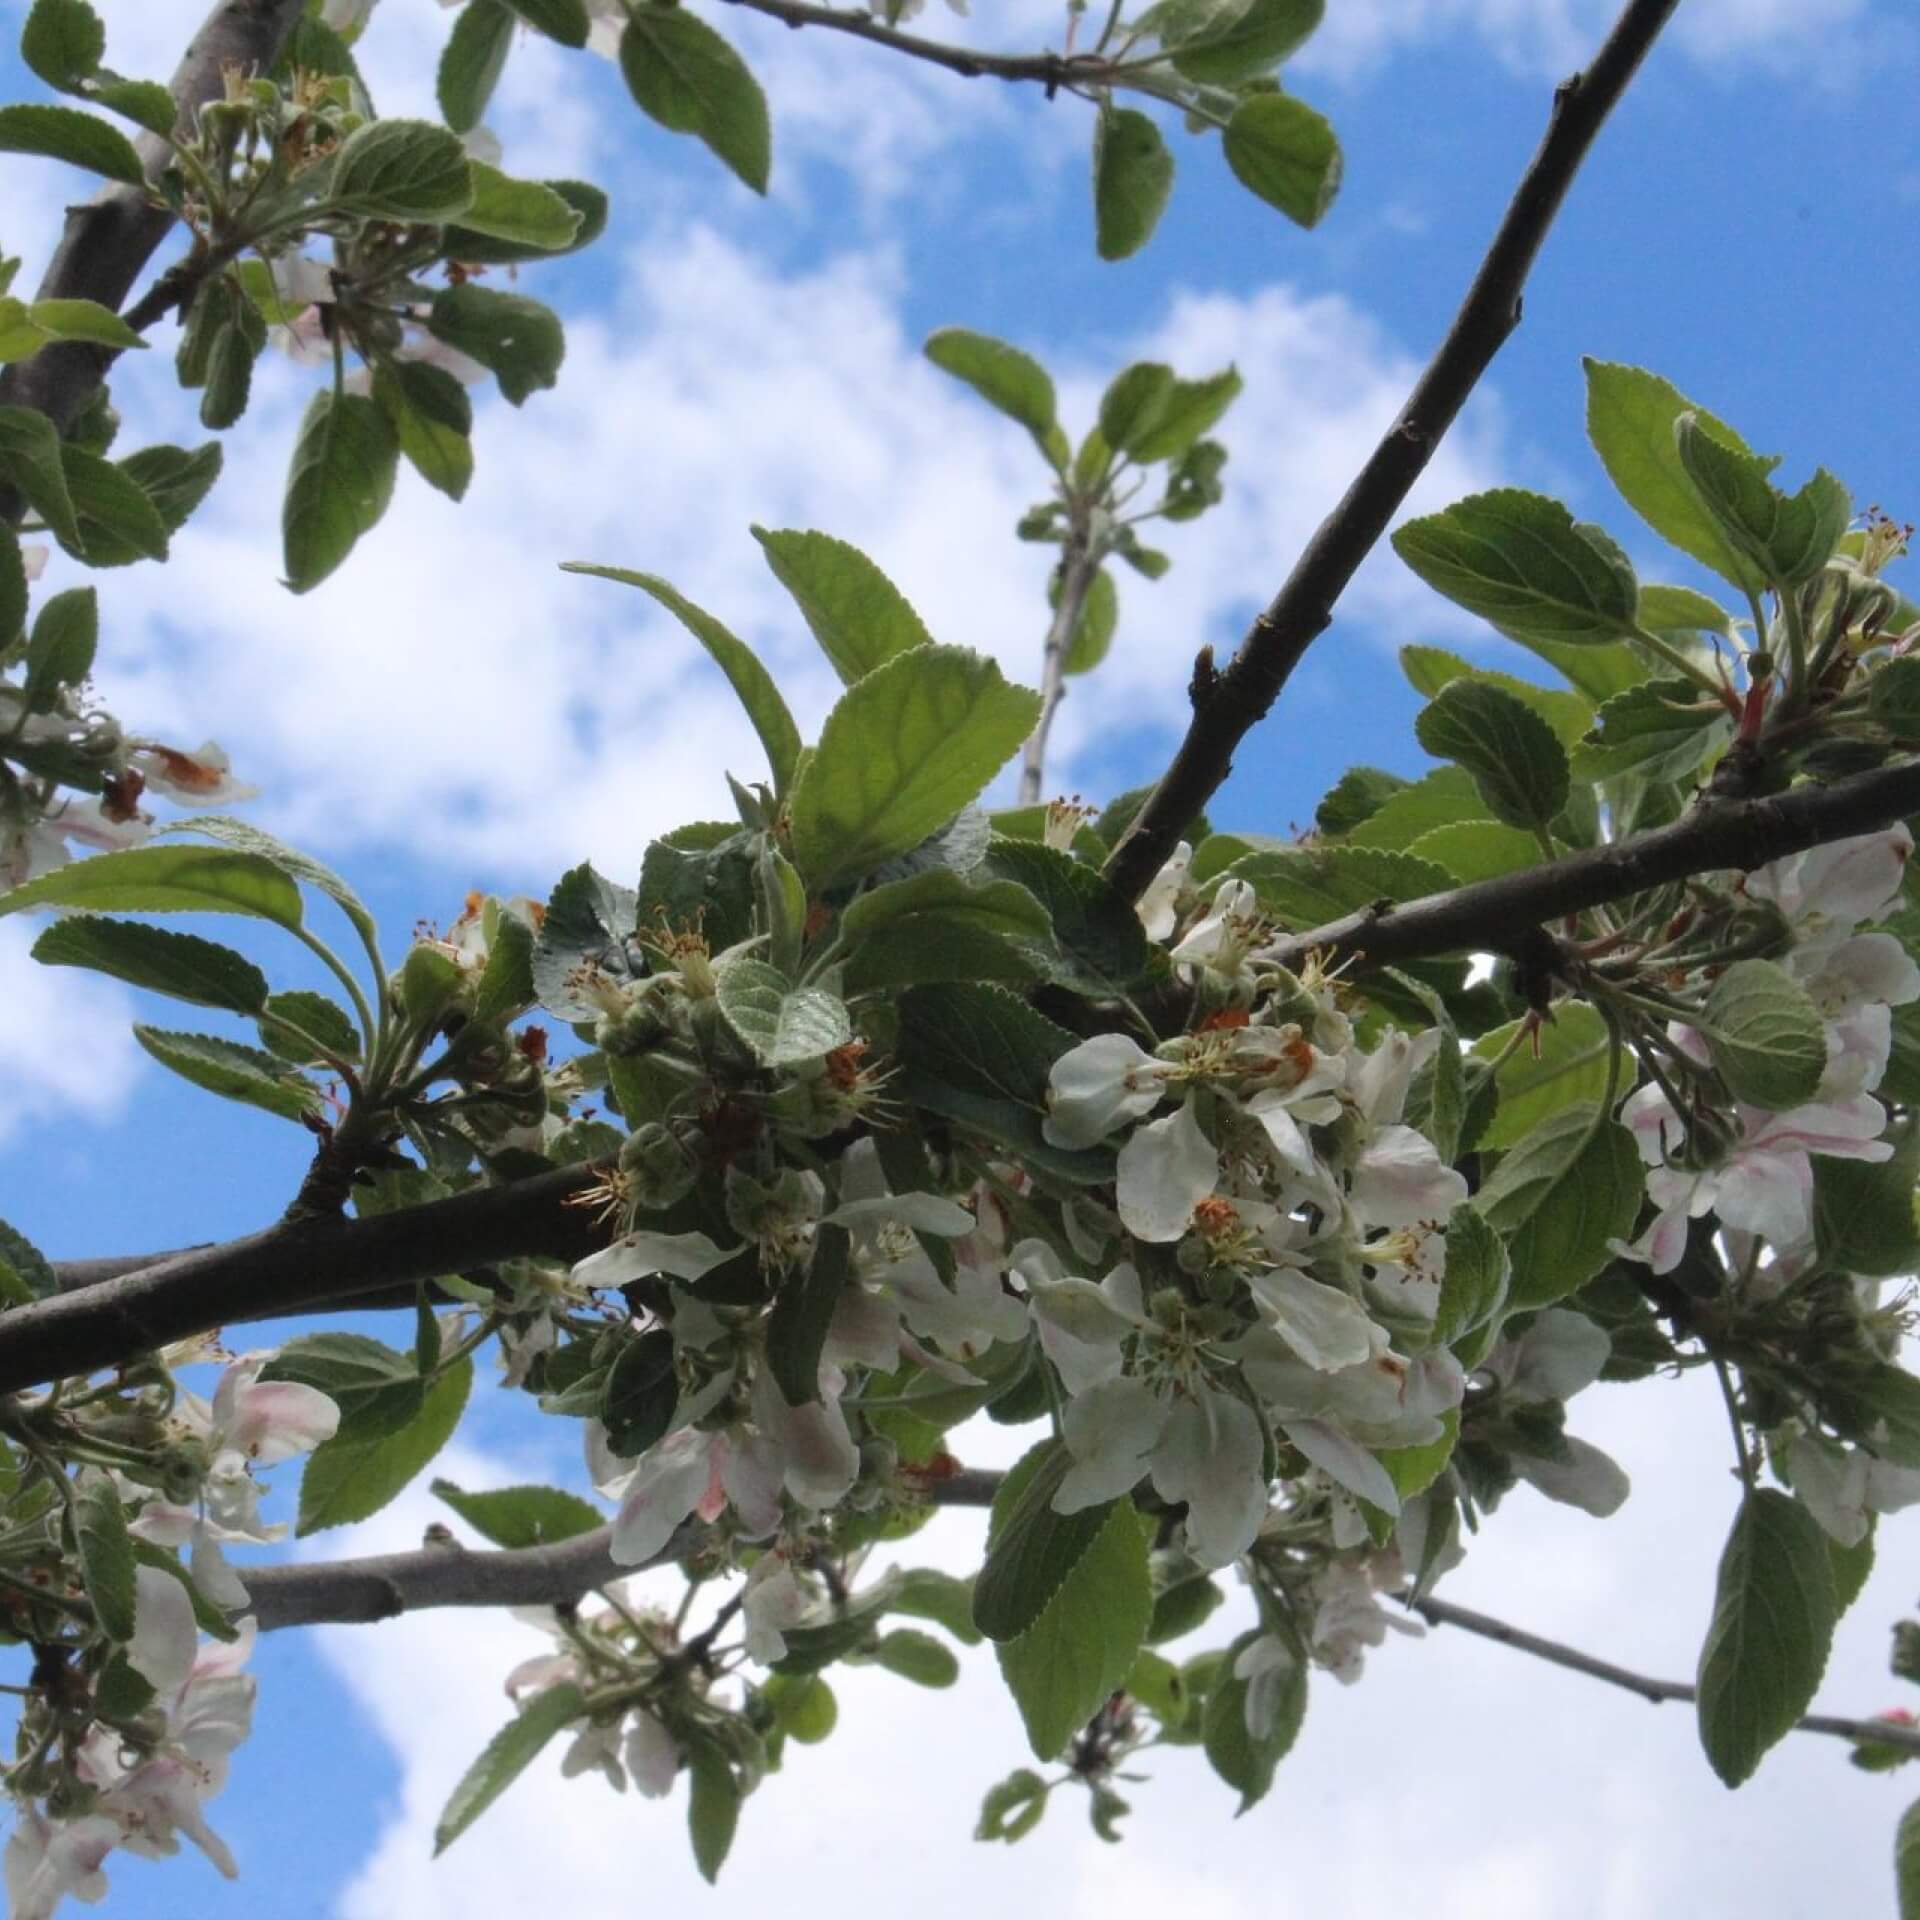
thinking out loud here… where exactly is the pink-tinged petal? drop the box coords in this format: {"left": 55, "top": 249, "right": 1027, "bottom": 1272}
{"left": 573, "top": 1230, "right": 737, "bottom": 1288}
{"left": 1786, "top": 1432, "right": 1870, "bottom": 1546}
{"left": 1713, "top": 1148, "right": 1816, "bottom": 1249}
{"left": 1283, "top": 1416, "right": 1399, "bottom": 1515}
{"left": 1056, "top": 1376, "right": 1163, "bottom": 1512}
{"left": 623, "top": 1710, "right": 680, "bottom": 1798}
{"left": 609, "top": 1430, "right": 716, "bottom": 1565}
{"left": 127, "top": 1566, "right": 197, "bottom": 1694}
{"left": 1515, "top": 1437, "right": 1630, "bottom": 1517}
{"left": 1116, "top": 1098, "right": 1218, "bottom": 1243}
{"left": 223, "top": 1378, "right": 340, "bottom": 1464}
{"left": 1488, "top": 1309, "right": 1611, "bottom": 1405}
{"left": 718, "top": 1432, "right": 784, "bottom": 1538}
{"left": 752, "top": 1369, "right": 858, "bottom": 1510}
{"left": 128, "top": 1501, "right": 196, "bottom": 1550}
{"left": 1347, "top": 1125, "right": 1468, "bottom": 1229}
{"left": 1152, "top": 1391, "right": 1267, "bottom": 1567}
{"left": 1044, "top": 1034, "right": 1169, "bottom": 1148}
{"left": 1243, "top": 1265, "right": 1379, "bottom": 1372}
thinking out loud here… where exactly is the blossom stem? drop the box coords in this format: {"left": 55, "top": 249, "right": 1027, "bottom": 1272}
{"left": 1711, "top": 1355, "right": 1757, "bottom": 1493}
{"left": 1403, "top": 1588, "right": 1920, "bottom": 1755}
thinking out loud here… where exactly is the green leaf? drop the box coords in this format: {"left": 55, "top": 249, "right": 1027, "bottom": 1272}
{"left": 0, "top": 1217, "right": 54, "bottom": 1302}
{"left": 457, "top": 162, "right": 582, "bottom": 249}
{"left": 27, "top": 298, "right": 144, "bottom": 352}
{"left": 282, "top": 391, "right": 397, "bottom": 593}
{"left": 1398, "top": 644, "right": 1593, "bottom": 746}
{"left": 1404, "top": 820, "right": 1536, "bottom": 884}
{"left": 997, "top": 1495, "right": 1150, "bottom": 1759}
{"left": 1640, "top": 583, "right": 1734, "bottom": 635}
{"left": 22, "top": 0, "right": 105, "bottom": 92}
{"left": 329, "top": 118, "right": 474, "bottom": 221}
{"left": 438, "top": 0, "right": 516, "bottom": 131}
{"left": 763, "top": 1671, "right": 837, "bottom": 1742}
{"left": 445, "top": 179, "right": 609, "bottom": 264}
{"left": 1696, "top": 1489, "right": 1837, "bottom": 1787}
{"left": 1147, "top": 1570, "right": 1223, "bottom": 1645}
{"left": 89, "top": 77, "right": 177, "bottom": 138}
{"left": 976, "top": 1768, "right": 1049, "bottom": 1842}
{"left": 889, "top": 1568, "right": 983, "bottom": 1646}
{"left": 599, "top": 1331, "right": 677, "bottom": 1457}
{"left": 1432, "top": 1203, "right": 1509, "bottom": 1347}
{"left": 1701, "top": 960, "right": 1827, "bottom": 1111}
{"left": 840, "top": 869, "right": 1049, "bottom": 994}
{"left": 500, "top": 0, "right": 590, "bottom": 45}
{"left": 1225, "top": 844, "right": 1454, "bottom": 929}
{"left": 1221, "top": 94, "right": 1341, "bottom": 227}
{"left": 751, "top": 527, "right": 933, "bottom": 686}
{"left": 974, "top": 1439, "right": 1117, "bottom": 1642}
{"left": 75, "top": 1475, "right": 135, "bottom": 1642}
{"left": 0, "top": 102, "right": 143, "bottom": 184}
{"left": 789, "top": 645, "right": 1039, "bottom": 889}
{"left": 1098, "top": 363, "right": 1175, "bottom": 457}
{"left": 259, "top": 989, "right": 360, "bottom": 1063}
{"left": 0, "top": 528, "right": 24, "bottom": 643}
{"left": 434, "top": 1682, "right": 585, "bottom": 1854}
{"left": 1814, "top": 1149, "right": 1920, "bottom": 1284}
{"left": 1674, "top": 414, "right": 1850, "bottom": 590}
{"left": 118, "top": 442, "right": 222, "bottom": 534}
{"left": 31, "top": 917, "right": 267, "bottom": 1015}
{"left": 981, "top": 841, "right": 1151, "bottom": 997}
{"left": 298, "top": 1356, "right": 473, "bottom": 1534}
{"left": 1393, "top": 488, "right": 1638, "bottom": 648}
{"left": 1131, "top": 367, "right": 1242, "bottom": 465}
{"left": 1582, "top": 360, "right": 1766, "bottom": 593}
{"left": 619, "top": 7, "right": 770, "bottom": 193}
{"left": 923, "top": 328, "right": 1057, "bottom": 453}
{"left": 898, "top": 981, "right": 1073, "bottom": 1111}
{"left": 262, "top": 1336, "right": 420, "bottom": 1432}
{"left": 686, "top": 1738, "right": 742, "bottom": 1883}
{"left": 22, "top": 585, "right": 96, "bottom": 710}
{"left": 58, "top": 447, "right": 169, "bottom": 565}
{"left": 425, "top": 284, "right": 565, "bottom": 406}
{"left": 562, "top": 564, "right": 800, "bottom": 797}
{"left": 1574, "top": 677, "right": 1730, "bottom": 784}
{"left": 0, "top": 842, "right": 303, "bottom": 928}
{"left": 1347, "top": 766, "right": 1486, "bottom": 850}
{"left": 873, "top": 1627, "right": 961, "bottom": 1688}
{"left": 1899, "top": 1799, "right": 1920, "bottom": 1920}
{"left": 430, "top": 1479, "right": 605, "bottom": 1548}
{"left": 1503, "top": 1114, "right": 1642, "bottom": 1309}
{"left": 1830, "top": 1526, "right": 1874, "bottom": 1621}
{"left": 1061, "top": 566, "right": 1117, "bottom": 675}
{"left": 0, "top": 405, "right": 81, "bottom": 549}
{"left": 1470, "top": 1002, "right": 1612, "bottom": 1151}
{"left": 373, "top": 359, "right": 473, "bottom": 502}
{"left": 1093, "top": 105, "right": 1173, "bottom": 261}
{"left": 1415, "top": 678, "right": 1570, "bottom": 832}
{"left": 134, "top": 1026, "right": 322, "bottom": 1121}
{"left": 158, "top": 815, "right": 372, "bottom": 946}
{"left": 1202, "top": 1629, "right": 1307, "bottom": 1813}
{"left": 1174, "top": 0, "right": 1321, "bottom": 80}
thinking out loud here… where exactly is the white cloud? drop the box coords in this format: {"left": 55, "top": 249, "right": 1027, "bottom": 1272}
{"left": 1296, "top": 0, "right": 1889, "bottom": 82}
{"left": 45, "top": 216, "right": 1512, "bottom": 893}
{"left": 0, "top": 920, "right": 142, "bottom": 1149}
{"left": 297, "top": 1367, "right": 1920, "bottom": 1920}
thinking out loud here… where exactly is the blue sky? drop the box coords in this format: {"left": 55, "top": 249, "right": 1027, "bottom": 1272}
{"left": 4, "top": 1, "right": 1920, "bottom": 1914}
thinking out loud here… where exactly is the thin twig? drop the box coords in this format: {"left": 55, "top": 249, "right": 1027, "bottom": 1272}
{"left": 1101, "top": 0, "right": 1683, "bottom": 904}
{"left": 243, "top": 1472, "right": 1001, "bottom": 1633}
{"left": 1261, "top": 753, "right": 1920, "bottom": 974}
{"left": 1403, "top": 1589, "right": 1920, "bottom": 1758}
{"left": 716, "top": 0, "right": 1080, "bottom": 85}
{"left": 1020, "top": 531, "right": 1100, "bottom": 804}
{"left": 16, "top": 749, "right": 1920, "bottom": 1394}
